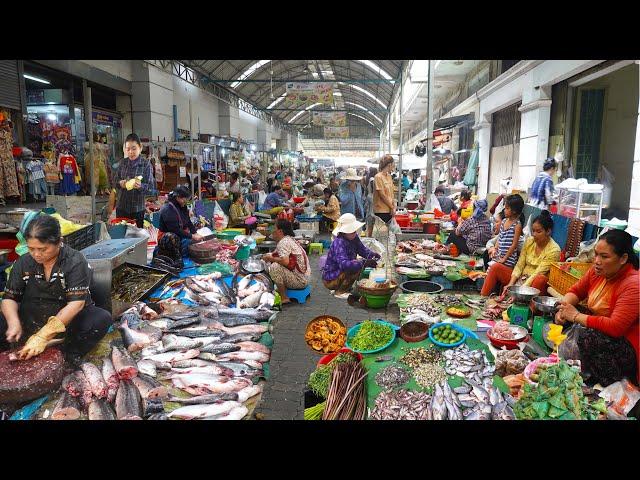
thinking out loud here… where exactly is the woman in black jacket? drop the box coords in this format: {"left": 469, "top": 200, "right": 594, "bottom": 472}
{"left": 158, "top": 186, "right": 203, "bottom": 256}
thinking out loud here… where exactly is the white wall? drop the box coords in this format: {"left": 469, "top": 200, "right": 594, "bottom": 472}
{"left": 172, "top": 76, "right": 220, "bottom": 135}
{"left": 78, "top": 60, "right": 133, "bottom": 82}
{"left": 235, "top": 111, "right": 258, "bottom": 142}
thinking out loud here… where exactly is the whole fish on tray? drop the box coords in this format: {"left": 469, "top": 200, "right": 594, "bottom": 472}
{"left": 115, "top": 379, "right": 143, "bottom": 420}
{"left": 119, "top": 315, "right": 163, "bottom": 353}
{"left": 169, "top": 329, "right": 227, "bottom": 339}
{"left": 137, "top": 359, "right": 157, "bottom": 378}
{"left": 160, "top": 334, "right": 203, "bottom": 353}
{"left": 205, "top": 316, "right": 258, "bottom": 328}
{"left": 170, "top": 365, "right": 235, "bottom": 377}
{"left": 111, "top": 346, "right": 138, "bottom": 380}
{"left": 167, "top": 401, "right": 243, "bottom": 420}
{"left": 215, "top": 362, "right": 262, "bottom": 378}
{"left": 143, "top": 349, "right": 201, "bottom": 364}
{"left": 204, "top": 405, "right": 248, "bottom": 420}
{"left": 88, "top": 398, "right": 117, "bottom": 420}
{"left": 215, "top": 350, "right": 270, "bottom": 364}
{"left": 235, "top": 341, "right": 270, "bottom": 354}
{"left": 223, "top": 332, "right": 263, "bottom": 343}
{"left": 161, "top": 311, "right": 199, "bottom": 321}
{"left": 216, "top": 306, "right": 274, "bottom": 321}
{"left": 167, "top": 391, "right": 239, "bottom": 405}
{"left": 165, "top": 317, "right": 201, "bottom": 331}
{"left": 51, "top": 391, "right": 82, "bottom": 420}
{"left": 101, "top": 358, "right": 120, "bottom": 402}
{"left": 199, "top": 343, "right": 240, "bottom": 355}
{"left": 205, "top": 321, "right": 268, "bottom": 336}
{"left": 170, "top": 374, "right": 252, "bottom": 394}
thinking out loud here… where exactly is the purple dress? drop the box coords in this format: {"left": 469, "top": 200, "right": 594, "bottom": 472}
{"left": 322, "top": 234, "right": 378, "bottom": 282}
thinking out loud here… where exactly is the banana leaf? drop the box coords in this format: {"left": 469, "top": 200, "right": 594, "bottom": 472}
{"left": 532, "top": 401, "right": 549, "bottom": 418}
{"left": 547, "top": 405, "right": 567, "bottom": 419}
{"left": 493, "top": 375, "right": 511, "bottom": 395}
{"left": 447, "top": 376, "right": 466, "bottom": 389}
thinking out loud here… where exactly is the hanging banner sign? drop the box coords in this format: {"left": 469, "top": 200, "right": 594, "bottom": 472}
{"left": 324, "top": 126, "right": 350, "bottom": 139}
{"left": 312, "top": 111, "right": 346, "bottom": 126}
{"left": 285, "top": 82, "right": 333, "bottom": 108}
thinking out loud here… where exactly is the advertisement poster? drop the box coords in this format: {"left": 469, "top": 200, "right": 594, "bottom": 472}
{"left": 285, "top": 82, "right": 333, "bottom": 108}
{"left": 312, "top": 111, "right": 346, "bottom": 126}
{"left": 324, "top": 127, "right": 350, "bottom": 139}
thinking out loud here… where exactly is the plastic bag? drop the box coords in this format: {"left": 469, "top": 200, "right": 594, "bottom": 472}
{"left": 429, "top": 193, "right": 441, "bottom": 212}
{"left": 213, "top": 201, "right": 228, "bottom": 230}
{"left": 388, "top": 217, "right": 402, "bottom": 234}
{"left": 124, "top": 225, "right": 150, "bottom": 240}
{"left": 196, "top": 261, "right": 234, "bottom": 276}
{"left": 557, "top": 324, "right": 584, "bottom": 362}
{"left": 598, "top": 379, "right": 640, "bottom": 416}
{"left": 522, "top": 212, "right": 534, "bottom": 237}
{"left": 600, "top": 165, "right": 614, "bottom": 209}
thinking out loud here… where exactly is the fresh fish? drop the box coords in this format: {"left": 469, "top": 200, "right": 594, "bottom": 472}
{"left": 72, "top": 370, "right": 94, "bottom": 408}
{"left": 453, "top": 385, "right": 472, "bottom": 395}
{"left": 80, "top": 363, "right": 108, "bottom": 399}
{"left": 200, "top": 291, "right": 224, "bottom": 304}
{"left": 237, "top": 274, "right": 252, "bottom": 291}
{"left": 160, "top": 334, "right": 203, "bottom": 352}
{"left": 375, "top": 355, "right": 394, "bottom": 363}
{"left": 464, "top": 410, "right": 482, "bottom": 420}
{"left": 171, "top": 359, "right": 219, "bottom": 369}
{"left": 147, "top": 412, "right": 168, "bottom": 420}
{"left": 430, "top": 383, "right": 448, "bottom": 420}
{"left": 203, "top": 405, "right": 248, "bottom": 420}
{"left": 238, "top": 283, "right": 264, "bottom": 299}
{"left": 167, "top": 401, "right": 243, "bottom": 420}
{"left": 144, "top": 349, "right": 201, "bottom": 364}
{"left": 223, "top": 332, "right": 262, "bottom": 343}
{"left": 489, "top": 387, "right": 502, "bottom": 406}
{"left": 137, "top": 359, "right": 157, "bottom": 378}
{"left": 167, "top": 392, "right": 239, "bottom": 405}
{"left": 101, "top": 358, "right": 119, "bottom": 403}
{"left": 217, "top": 306, "right": 274, "bottom": 321}
{"left": 169, "top": 364, "right": 235, "bottom": 378}
{"left": 119, "top": 315, "right": 162, "bottom": 352}
{"left": 131, "top": 374, "right": 168, "bottom": 399}
{"left": 148, "top": 319, "right": 171, "bottom": 329}
{"left": 218, "top": 280, "right": 236, "bottom": 301}
{"left": 52, "top": 392, "right": 81, "bottom": 420}
{"left": 242, "top": 359, "right": 264, "bottom": 370}
{"left": 236, "top": 341, "right": 270, "bottom": 354}
{"left": 172, "top": 329, "right": 227, "bottom": 339}
{"left": 505, "top": 394, "right": 517, "bottom": 407}
{"left": 163, "top": 311, "right": 199, "bottom": 321}
{"left": 166, "top": 317, "right": 201, "bottom": 331}
{"left": 469, "top": 383, "right": 490, "bottom": 404}
{"left": 214, "top": 316, "right": 258, "bottom": 327}
{"left": 111, "top": 346, "right": 138, "bottom": 380}
{"left": 115, "top": 379, "right": 143, "bottom": 420}
{"left": 215, "top": 362, "right": 261, "bottom": 377}
{"left": 215, "top": 350, "right": 270, "bottom": 363}
{"left": 141, "top": 397, "right": 165, "bottom": 418}
{"left": 236, "top": 384, "right": 263, "bottom": 403}
{"left": 206, "top": 320, "right": 268, "bottom": 335}
{"left": 252, "top": 273, "right": 274, "bottom": 292}
{"left": 88, "top": 398, "right": 116, "bottom": 420}
{"left": 238, "top": 290, "right": 264, "bottom": 309}
{"left": 185, "top": 277, "right": 207, "bottom": 294}
{"left": 170, "top": 374, "right": 252, "bottom": 394}
{"left": 258, "top": 292, "right": 275, "bottom": 308}
{"left": 140, "top": 341, "right": 164, "bottom": 358}
{"left": 200, "top": 343, "right": 241, "bottom": 355}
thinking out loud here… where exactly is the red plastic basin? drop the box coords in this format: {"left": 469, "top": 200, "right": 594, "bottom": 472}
{"left": 317, "top": 348, "right": 363, "bottom": 367}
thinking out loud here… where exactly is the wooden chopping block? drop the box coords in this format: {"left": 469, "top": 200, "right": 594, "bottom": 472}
{"left": 0, "top": 347, "right": 65, "bottom": 404}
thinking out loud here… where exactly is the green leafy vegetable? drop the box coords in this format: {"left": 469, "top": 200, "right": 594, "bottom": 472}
{"left": 350, "top": 320, "right": 393, "bottom": 351}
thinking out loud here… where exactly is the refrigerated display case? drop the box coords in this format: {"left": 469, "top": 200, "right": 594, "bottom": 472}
{"left": 556, "top": 187, "right": 603, "bottom": 225}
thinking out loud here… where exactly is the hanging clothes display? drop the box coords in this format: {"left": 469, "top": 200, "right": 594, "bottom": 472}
{"left": 58, "top": 153, "right": 81, "bottom": 194}
{"left": 25, "top": 159, "right": 47, "bottom": 200}
{"left": 0, "top": 110, "right": 21, "bottom": 203}
{"left": 83, "top": 142, "right": 110, "bottom": 194}
{"left": 43, "top": 160, "right": 60, "bottom": 196}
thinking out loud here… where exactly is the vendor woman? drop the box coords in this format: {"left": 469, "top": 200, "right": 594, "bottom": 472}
{"left": 262, "top": 219, "right": 310, "bottom": 305}
{"left": 322, "top": 213, "right": 380, "bottom": 299}
{"left": 555, "top": 229, "right": 639, "bottom": 386}
{"left": 445, "top": 199, "right": 493, "bottom": 255}
{"left": 0, "top": 215, "right": 112, "bottom": 363}
{"left": 229, "top": 192, "right": 257, "bottom": 232}
{"left": 482, "top": 210, "right": 560, "bottom": 296}
{"left": 158, "top": 186, "right": 203, "bottom": 256}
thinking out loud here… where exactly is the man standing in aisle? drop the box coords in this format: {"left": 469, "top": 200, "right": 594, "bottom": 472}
{"left": 113, "top": 133, "right": 156, "bottom": 228}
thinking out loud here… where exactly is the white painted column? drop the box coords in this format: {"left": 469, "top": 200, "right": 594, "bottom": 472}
{"left": 130, "top": 61, "right": 174, "bottom": 140}
{"left": 473, "top": 120, "right": 492, "bottom": 197}
{"left": 628, "top": 61, "right": 640, "bottom": 237}
{"left": 218, "top": 99, "right": 240, "bottom": 137}
{"left": 518, "top": 95, "right": 552, "bottom": 192}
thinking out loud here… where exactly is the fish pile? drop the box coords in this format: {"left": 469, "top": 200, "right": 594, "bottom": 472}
{"left": 375, "top": 364, "right": 411, "bottom": 390}
{"left": 112, "top": 266, "right": 166, "bottom": 303}
{"left": 399, "top": 347, "right": 443, "bottom": 369}
{"left": 429, "top": 379, "right": 516, "bottom": 420}
{"left": 370, "top": 389, "right": 433, "bottom": 420}
{"left": 396, "top": 240, "right": 437, "bottom": 254}
{"left": 442, "top": 345, "right": 495, "bottom": 381}
{"left": 432, "top": 294, "right": 463, "bottom": 306}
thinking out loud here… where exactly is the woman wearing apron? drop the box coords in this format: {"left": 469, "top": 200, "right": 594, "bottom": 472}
{"left": 0, "top": 215, "right": 112, "bottom": 364}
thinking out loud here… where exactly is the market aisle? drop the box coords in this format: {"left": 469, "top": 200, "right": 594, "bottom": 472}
{"left": 255, "top": 254, "right": 400, "bottom": 420}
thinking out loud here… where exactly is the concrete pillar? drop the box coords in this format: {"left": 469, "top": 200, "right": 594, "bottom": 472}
{"left": 628, "top": 61, "right": 640, "bottom": 237}
{"left": 256, "top": 120, "right": 272, "bottom": 152}
{"left": 218, "top": 100, "right": 240, "bottom": 137}
{"left": 517, "top": 85, "right": 552, "bottom": 192}
{"left": 130, "top": 61, "right": 174, "bottom": 140}
{"left": 116, "top": 94, "right": 133, "bottom": 136}
{"left": 473, "top": 119, "right": 492, "bottom": 197}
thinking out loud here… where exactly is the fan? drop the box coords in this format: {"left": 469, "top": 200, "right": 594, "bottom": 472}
{"left": 414, "top": 142, "right": 426, "bottom": 157}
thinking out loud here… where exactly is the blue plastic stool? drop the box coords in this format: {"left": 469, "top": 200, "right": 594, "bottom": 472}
{"left": 286, "top": 285, "right": 311, "bottom": 304}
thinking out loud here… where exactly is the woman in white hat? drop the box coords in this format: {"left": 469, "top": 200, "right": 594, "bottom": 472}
{"left": 338, "top": 168, "right": 365, "bottom": 219}
{"left": 321, "top": 213, "right": 381, "bottom": 299}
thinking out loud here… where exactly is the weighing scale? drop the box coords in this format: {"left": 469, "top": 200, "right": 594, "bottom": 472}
{"left": 531, "top": 297, "right": 559, "bottom": 353}
{"left": 505, "top": 286, "right": 540, "bottom": 330}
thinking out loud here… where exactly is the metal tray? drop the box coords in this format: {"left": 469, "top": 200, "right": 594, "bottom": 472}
{"left": 110, "top": 262, "right": 171, "bottom": 318}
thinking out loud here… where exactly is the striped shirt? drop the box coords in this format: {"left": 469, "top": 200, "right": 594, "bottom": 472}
{"left": 456, "top": 216, "right": 493, "bottom": 253}
{"left": 496, "top": 219, "right": 521, "bottom": 268}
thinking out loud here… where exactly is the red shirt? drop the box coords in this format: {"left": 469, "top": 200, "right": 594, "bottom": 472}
{"left": 569, "top": 263, "right": 639, "bottom": 380}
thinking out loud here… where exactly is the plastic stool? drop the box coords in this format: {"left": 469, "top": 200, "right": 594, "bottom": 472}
{"left": 286, "top": 285, "right": 311, "bottom": 304}
{"left": 308, "top": 243, "right": 323, "bottom": 255}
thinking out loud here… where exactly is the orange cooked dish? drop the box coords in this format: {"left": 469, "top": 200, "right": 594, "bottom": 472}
{"left": 305, "top": 317, "right": 347, "bottom": 353}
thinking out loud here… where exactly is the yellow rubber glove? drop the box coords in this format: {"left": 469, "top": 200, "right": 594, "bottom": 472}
{"left": 18, "top": 316, "right": 66, "bottom": 360}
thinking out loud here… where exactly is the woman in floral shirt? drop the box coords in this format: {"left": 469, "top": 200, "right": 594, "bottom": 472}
{"left": 322, "top": 213, "right": 380, "bottom": 299}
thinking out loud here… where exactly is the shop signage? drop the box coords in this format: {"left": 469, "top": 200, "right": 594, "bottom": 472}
{"left": 285, "top": 82, "right": 333, "bottom": 108}
{"left": 324, "top": 126, "right": 350, "bottom": 139}
{"left": 312, "top": 111, "right": 346, "bottom": 126}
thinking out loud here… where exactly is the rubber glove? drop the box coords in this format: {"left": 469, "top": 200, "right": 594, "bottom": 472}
{"left": 18, "top": 316, "right": 66, "bottom": 360}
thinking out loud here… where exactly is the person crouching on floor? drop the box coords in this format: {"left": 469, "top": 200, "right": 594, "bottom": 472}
{"left": 322, "top": 213, "right": 380, "bottom": 299}
{"left": 262, "top": 219, "right": 310, "bottom": 305}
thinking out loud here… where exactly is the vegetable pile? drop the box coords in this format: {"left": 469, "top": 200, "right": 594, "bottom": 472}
{"left": 349, "top": 321, "right": 393, "bottom": 352}
{"left": 431, "top": 324, "right": 464, "bottom": 345}
{"left": 304, "top": 401, "right": 326, "bottom": 420}
{"left": 514, "top": 360, "right": 607, "bottom": 420}
{"left": 307, "top": 353, "right": 357, "bottom": 398}
{"left": 322, "top": 361, "right": 368, "bottom": 420}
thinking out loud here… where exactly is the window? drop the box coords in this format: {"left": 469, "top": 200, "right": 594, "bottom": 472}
{"left": 575, "top": 89, "right": 605, "bottom": 182}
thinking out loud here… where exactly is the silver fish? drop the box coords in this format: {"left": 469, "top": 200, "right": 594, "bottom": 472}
{"left": 217, "top": 306, "right": 274, "bottom": 320}
{"left": 223, "top": 332, "right": 262, "bottom": 343}
{"left": 167, "top": 392, "right": 239, "bottom": 405}
{"left": 215, "top": 361, "right": 261, "bottom": 377}
{"left": 430, "top": 383, "right": 448, "bottom": 420}
{"left": 259, "top": 292, "right": 275, "bottom": 308}
{"left": 137, "top": 359, "right": 157, "bottom": 378}
{"left": 214, "top": 316, "right": 258, "bottom": 328}
{"left": 238, "top": 290, "right": 264, "bottom": 308}
{"left": 167, "top": 401, "right": 243, "bottom": 420}
{"left": 237, "top": 274, "right": 253, "bottom": 291}
{"left": 160, "top": 334, "right": 204, "bottom": 352}
{"left": 199, "top": 343, "right": 241, "bottom": 355}
{"left": 169, "top": 365, "right": 235, "bottom": 377}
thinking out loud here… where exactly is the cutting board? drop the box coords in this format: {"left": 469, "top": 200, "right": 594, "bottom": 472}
{"left": 0, "top": 347, "right": 65, "bottom": 404}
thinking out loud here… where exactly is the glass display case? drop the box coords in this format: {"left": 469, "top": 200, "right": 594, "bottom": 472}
{"left": 556, "top": 187, "right": 603, "bottom": 225}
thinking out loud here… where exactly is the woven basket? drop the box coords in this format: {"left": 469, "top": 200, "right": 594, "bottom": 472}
{"left": 357, "top": 279, "right": 398, "bottom": 297}
{"left": 548, "top": 262, "right": 592, "bottom": 295}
